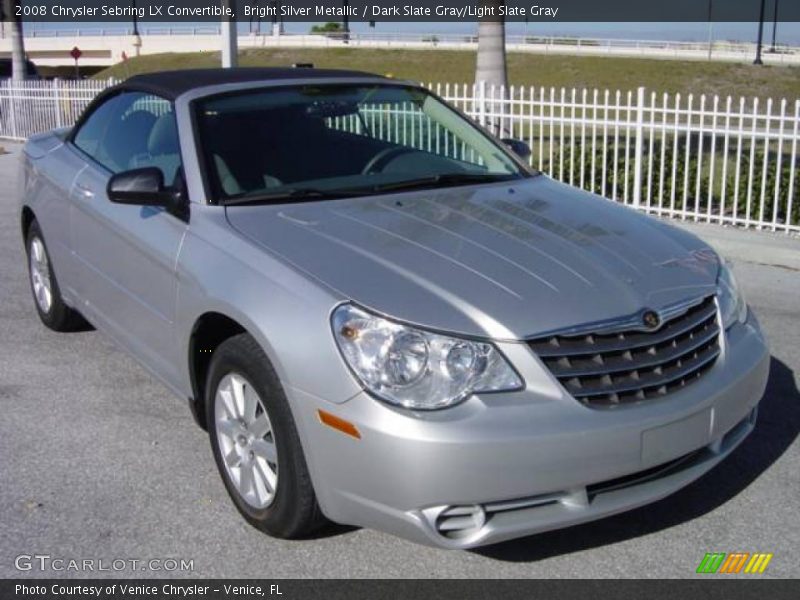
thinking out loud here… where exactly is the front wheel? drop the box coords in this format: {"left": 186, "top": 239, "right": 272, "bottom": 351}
{"left": 206, "top": 333, "right": 326, "bottom": 538}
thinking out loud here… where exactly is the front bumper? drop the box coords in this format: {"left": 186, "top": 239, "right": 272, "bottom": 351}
{"left": 291, "top": 311, "right": 769, "bottom": 549}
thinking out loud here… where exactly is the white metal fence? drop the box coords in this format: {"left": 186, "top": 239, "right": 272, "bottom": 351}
{"left": 437, "top": 82, "right": 800, "bottom": 233}
{"left": 0, "top": 79, "right": 110, "bottom": 139}
{"left": 1, "top": 78, "right": 798, "bottom": 233}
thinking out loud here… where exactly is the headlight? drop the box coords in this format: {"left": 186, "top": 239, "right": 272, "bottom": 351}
{"left": 717, "top": 260, "right": 747, "bottom": 329}
{"left": 331, "top": 304, "right": 523, "bottom": 410}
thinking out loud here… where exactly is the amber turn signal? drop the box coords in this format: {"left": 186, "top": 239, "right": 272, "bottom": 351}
{"left": 317, "top": 410, "right": 361, "bottom": 439}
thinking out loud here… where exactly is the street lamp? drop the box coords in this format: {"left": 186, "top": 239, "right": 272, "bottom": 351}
{"left": 754, "top": 0, "right": 766, "bottom": 65}
{"left": 131, "top": 0, "right": 139, "bottom": 36}
{"left": 706, "top": 0, "right": 713, "bottom": 60}
{"left": 130, "top": 0, "right": 142, "bottom": 57}
{"left": 770, "top": 0, "right": 780, "bottom": 52}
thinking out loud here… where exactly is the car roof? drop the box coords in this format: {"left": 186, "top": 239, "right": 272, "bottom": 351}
{"left": 119, "top": 67, "right": 387, "bottom": 100}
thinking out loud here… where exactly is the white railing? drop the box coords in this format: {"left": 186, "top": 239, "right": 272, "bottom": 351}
{"left": 18, "top": 26, "right": 219, "bottom": 37}
{"left": 257, "top": 32, "right": 800, "bottom": 64}
{"left": 17, "top": 27, "right": 800, "bottom": 55}
{"left": 15, "top": 28, "right": 800, "bottom": 62}
{"left": 1, "top": 78, "right": 798, "bottom": 233}
{"left": 0, "top": 79, "right": 111, "bottom": 139}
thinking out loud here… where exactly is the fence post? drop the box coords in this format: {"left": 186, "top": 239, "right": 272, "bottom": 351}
{"left": 477, "top": 80, "right": 487, "bottom": 128}
{"left": 0, "top": 82, "right": 5, "bottom": 139}
{"left": 632, "top": 86, "right": 646, "bottom": 208}
{"left": 8, "top": 82, "right": 18, "bottom": 140}
{"left": 53, "top": 79, "right": 62, "bottom": 129}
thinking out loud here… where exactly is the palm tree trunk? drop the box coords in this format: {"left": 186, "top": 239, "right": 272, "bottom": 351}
{"left": 475, "top": 2, "right": 508, "bottom": 134}
{"left": 3, "top": 0, "right": 27, "bottom": 80}
{"left": 475, "top": 7, "right": 508, "bottom": 88}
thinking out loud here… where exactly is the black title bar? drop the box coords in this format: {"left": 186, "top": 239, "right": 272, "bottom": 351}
{"left": 3, "top": 579, "right": 800, "bottom": 600}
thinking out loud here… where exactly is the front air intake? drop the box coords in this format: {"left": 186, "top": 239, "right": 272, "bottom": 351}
{"left": 433, "top": 505, "right": 486, "bottom": 540}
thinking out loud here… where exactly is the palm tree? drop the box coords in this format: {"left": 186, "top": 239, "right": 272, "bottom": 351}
{"left": 2, "top": 0, "right": 27, "bottom": 80}
{"left": 475, "top": 4, "right": 508, "bottom": 88}
{"left": 2, "top": 1, "right": 27, "bottom": 80}
{"left": 475, "top": 1, "right": 508, "bottom": 134}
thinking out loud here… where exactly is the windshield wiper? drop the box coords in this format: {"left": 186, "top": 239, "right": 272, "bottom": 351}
{"left": 364, "top": 172, "right": 520, "bottom": 193}
{"left": 222, "top": 187, "right": 371, "bottom": 206}
{"left": 222, "top": 173, "right": 520, "bottom": 206}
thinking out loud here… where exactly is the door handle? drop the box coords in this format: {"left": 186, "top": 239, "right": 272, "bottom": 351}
{"left": 75, "top": 183, "right": 95, "bottom": 199}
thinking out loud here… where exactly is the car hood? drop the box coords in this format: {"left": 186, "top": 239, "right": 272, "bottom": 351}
{"left": 225, "top": 177, "right": 719, "bottom": 340}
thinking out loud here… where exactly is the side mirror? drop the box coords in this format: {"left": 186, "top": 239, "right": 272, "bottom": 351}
{"left": 501, "top": 138, "right": 532, "bottom": 161}
{"left": 107, "top": 167, "right": 182, "bottom": 211}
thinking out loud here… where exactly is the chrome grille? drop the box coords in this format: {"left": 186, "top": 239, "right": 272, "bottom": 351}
{"left": 528, "top": 296, "right": 720, "bottom": 407}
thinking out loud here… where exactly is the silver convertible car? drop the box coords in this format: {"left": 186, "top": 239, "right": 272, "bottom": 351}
{"left": 19, "top": 68, "right": 769, "bottom": 549}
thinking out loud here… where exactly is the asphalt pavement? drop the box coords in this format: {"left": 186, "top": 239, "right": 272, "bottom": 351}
{"left": 1, "top": 142, "right": 798, "bottom": 578}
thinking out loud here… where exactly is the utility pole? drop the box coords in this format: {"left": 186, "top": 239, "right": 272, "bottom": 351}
{"left": 770, "top": 0, "right": 780, "bottom": 52}
{"left": 754, "top": 0, "right": 766, "bottom": 65}
{"left": 221, "top": 0, "right": 238, "bottom": 68}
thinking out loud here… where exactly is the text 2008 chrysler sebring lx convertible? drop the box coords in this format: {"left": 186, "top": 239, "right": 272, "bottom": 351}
{"left": 19, "top": 68, "right": 769, "bottom": 549}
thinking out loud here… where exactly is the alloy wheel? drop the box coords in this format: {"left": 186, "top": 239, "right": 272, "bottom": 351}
{"left": 29, "top": 237, "right": 53, "bottom": 314}
{"left": 214, "top": 373, "right": 278, "bottom": 509}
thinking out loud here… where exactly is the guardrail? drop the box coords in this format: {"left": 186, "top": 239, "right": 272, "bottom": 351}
{"left": 0, "top": 78, "right": 797, "bottom": 233}
{"left": 14, "top": 28, "right": 800, "bottom": 62}
{"left": 22, "top": 26, "right": 222, "bottom": 37}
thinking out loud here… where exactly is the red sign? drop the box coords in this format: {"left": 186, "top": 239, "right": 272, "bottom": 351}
{"left": 70, "top": 46, "right": 82, "bottom": 61}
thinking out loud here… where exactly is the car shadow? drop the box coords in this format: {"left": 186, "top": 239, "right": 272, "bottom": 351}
{"left": 303, "top": 523, "right": 360, "bottom": 540}
{"left": 472, "top": 356, "right": 799, "bottom": 562}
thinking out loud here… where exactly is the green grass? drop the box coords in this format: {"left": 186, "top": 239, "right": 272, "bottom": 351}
{"left": 94, "top": 47, "right": 800, "bottom": 101}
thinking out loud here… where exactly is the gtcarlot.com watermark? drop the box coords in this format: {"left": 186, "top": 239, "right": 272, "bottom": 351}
{"left": 14, "top": 553, "right": 194, "bottom": 573}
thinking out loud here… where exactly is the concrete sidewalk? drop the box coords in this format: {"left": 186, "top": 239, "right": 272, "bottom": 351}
{"left": 674, "top": 221, "right": 800, "bottom": 272}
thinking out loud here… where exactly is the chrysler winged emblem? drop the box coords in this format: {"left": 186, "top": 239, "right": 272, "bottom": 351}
{"left": 642, "top": 310, "right": 661, "bottom": 330}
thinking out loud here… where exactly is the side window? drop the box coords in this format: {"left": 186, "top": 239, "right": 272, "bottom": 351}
{"left": 73, "top": 92, "right": 182, "bottom": 184}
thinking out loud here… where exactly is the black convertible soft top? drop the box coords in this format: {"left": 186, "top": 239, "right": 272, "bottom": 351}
{"left": 119, "top": 67, "right": 386, "bottom": 100}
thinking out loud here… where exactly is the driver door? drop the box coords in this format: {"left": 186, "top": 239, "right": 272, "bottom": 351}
{"left": 68, "top": 91, "right": 187, "bottom": 390}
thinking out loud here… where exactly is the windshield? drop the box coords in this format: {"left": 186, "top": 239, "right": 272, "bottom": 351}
{"left": 194, "top": 83, "right": 529, "bottom": 205}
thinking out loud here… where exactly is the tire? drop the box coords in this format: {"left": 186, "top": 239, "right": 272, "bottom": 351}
{"left": 26, "top": 220, "right": 90, "bottom": 332}
{"left": 206, "top": 333, "right": 326, "bottom": 538}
